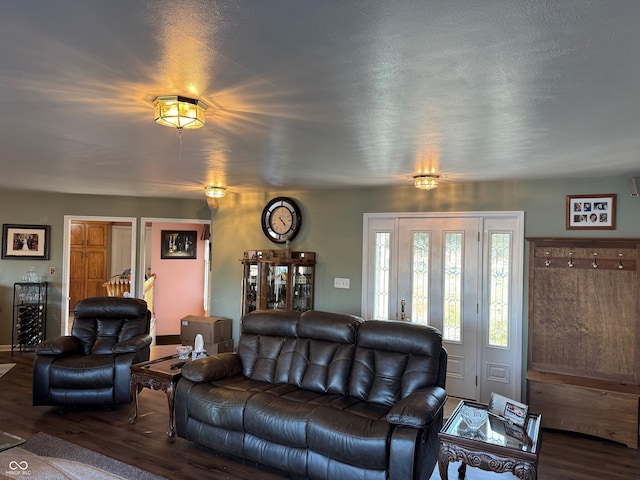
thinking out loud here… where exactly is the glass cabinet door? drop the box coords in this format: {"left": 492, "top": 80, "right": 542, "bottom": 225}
{"left": 241, "top": 251, "right": 315, "bottom": 316}
{"left": 292, "top": 264, "right": 314, "bottom": 312}
{"left": 242, "top": 262, "right": 259, "bottom": 314}
{"left": 267, "top": 264, "right": 289, "bottom": 310}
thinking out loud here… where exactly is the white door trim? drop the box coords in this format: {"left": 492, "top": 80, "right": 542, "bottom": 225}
{"left": 61, "top": 215, "right": 137, "bottom": 336}
{"left": 139, "top": 217, "right": 212, "bottom": 316}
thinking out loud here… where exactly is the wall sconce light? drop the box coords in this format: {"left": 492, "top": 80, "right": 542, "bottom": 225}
{"left": 205, "top": 186, "right": 226, "bottom": 198}
{"left": 413, "top": 174, "right": 440, "bottom": 190}
{"left": 153, "top": 95, "right": 208, "bottom": 131}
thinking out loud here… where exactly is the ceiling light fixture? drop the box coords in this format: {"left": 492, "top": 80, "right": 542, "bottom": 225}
{"left": 413, "top": 174, "right": 440, "bottom": 190}
{"left": 205, "top": 186, "right": 226, "bottom": 198}
{"left": 153, "top": 95, "right": 208, "bottom": 131}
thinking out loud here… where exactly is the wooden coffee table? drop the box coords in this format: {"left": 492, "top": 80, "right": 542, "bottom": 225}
{"left": 129, "top": 354, "right": 187, "bottom": 437}
{"left": 438, "top": 400, "right": 542, "bottom": 480}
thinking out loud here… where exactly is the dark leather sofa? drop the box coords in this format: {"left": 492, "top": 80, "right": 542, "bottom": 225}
{"left": 33, "top": 296, "right": 152, "bottom": 407}
{"left": 175, "top": 310, "right": 447, "bottom": 480}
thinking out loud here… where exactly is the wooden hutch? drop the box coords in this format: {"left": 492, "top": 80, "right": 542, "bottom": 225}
{"left": 526, "top": 238, "right": 640, "bottom": 448}
{"left": 240, "top": 249, "right": 315, "bottom": 316}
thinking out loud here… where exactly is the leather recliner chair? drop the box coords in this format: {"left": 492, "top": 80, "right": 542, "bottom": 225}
{"left": 33, "top": 296, "right": 152, "bottom": 407}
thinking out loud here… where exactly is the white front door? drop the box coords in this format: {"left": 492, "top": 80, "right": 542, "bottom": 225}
{"left": 362, "top": 212, "right": 524, "bottom": 402}
{"left": 398, "top": 217, "right": 480, "bottom": 400}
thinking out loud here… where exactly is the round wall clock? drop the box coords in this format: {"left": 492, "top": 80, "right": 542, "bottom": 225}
{"left": 261, "top": 197, "right": 302, "bottom": 243}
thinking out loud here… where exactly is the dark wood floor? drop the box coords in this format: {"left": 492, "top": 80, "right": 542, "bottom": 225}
{"left": 1, "top": 348, "right": 639, "bottom": 480}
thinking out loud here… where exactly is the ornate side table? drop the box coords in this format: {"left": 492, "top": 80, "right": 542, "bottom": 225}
{"left": 129, "top": 354, "right": 185, "bottom": 437}
{"left": 438, "top": 400, "right": 542, "bottom": 480}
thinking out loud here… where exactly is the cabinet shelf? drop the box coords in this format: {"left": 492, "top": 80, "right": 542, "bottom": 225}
{"left": 240, "top": 250, "right": 315, "bottom": 316}
{"left": 12, "top": 282, "right": 48, "bottom": 352}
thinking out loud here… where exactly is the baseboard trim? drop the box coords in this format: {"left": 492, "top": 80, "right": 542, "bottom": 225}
{"left": 155, "top": 335, "right": 180, "bottom": 345}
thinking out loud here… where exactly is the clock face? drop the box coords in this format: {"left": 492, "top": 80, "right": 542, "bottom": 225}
{"left": 261, "top": 197, "right": 302, "bottom": 243}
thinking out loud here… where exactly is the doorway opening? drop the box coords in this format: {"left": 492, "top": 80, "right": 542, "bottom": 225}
{"left": 140, "top": 217, "right": 211, "bottom": 344}
{"left": 61, "top": 215, "right": 137, "bottom": 335}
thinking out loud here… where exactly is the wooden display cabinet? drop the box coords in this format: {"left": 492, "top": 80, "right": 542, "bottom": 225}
{"left": 240, "top": 250, "right": 315, "bottom": 316}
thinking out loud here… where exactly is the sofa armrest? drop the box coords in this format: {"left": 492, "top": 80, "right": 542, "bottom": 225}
{"left": 35, "top": 336, "right": 83, "bottom": 355}
{"left": 113, "top": 334, "right": 153, "bottom": 353}
{"left": 181, "top": 352, "right": 242, "bottom": 383}
{"left": 386, "top": 386, "right": 446, "bottom": 428}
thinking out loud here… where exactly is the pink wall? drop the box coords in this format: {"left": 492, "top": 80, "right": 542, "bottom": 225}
{"left": 152, "top": 222, "right": 206, "bottom": 336}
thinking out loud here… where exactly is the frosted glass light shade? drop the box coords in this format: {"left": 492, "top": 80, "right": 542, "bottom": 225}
{"left": 153, "top": 95, "right": 207, "bottom": 130}
{"left": 413, "top": 174, "right": 440, "bottom": 190}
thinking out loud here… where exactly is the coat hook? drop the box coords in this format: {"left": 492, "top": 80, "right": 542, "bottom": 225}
{"left": 592, "top": 252, "right": 598, "bottom": 269}
{"left": 545, "top": 251, "right": 551, "bottom": 267}
{"left": 567, "top": 252, "right": 574, "bottom": 268}
{"left": 618, "top": 253, "right": 624, "bottom": 269}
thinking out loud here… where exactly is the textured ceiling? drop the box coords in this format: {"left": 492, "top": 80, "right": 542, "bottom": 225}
{"left": 1, "top": 1, "right": 639, "bottom": 199}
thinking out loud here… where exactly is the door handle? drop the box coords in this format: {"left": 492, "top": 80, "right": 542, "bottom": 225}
{"left": 400, "top": 299, "right": 406, "bottom": 320}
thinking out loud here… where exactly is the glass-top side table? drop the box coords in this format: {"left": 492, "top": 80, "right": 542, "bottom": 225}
{"left": 438, "top": 400, "right": 542, "bottom": 480}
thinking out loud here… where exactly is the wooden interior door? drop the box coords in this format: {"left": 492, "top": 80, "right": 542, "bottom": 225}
{"left": 69, "top": 222, "right": 109, "bottom": 312}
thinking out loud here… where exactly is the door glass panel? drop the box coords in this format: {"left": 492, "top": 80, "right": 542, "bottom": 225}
{"left": 411, "top": 232, "right": 430, "bottom": 325}
{"left": 489, "top": 232, "right": 511, "bottom": 347}
{"left": 374, "top": 232, "right": 390, "bottom": 319}
{"left": 443, "top": 232, "right": 462, "bottom": 342}
{"left": 293, "top": 265, "right": 313, "bottom": 312}
{"left": 268, "top": 265, "right": 289, "bottom": 309}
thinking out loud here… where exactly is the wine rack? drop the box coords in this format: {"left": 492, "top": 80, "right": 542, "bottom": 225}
{"left": 12, "top": 282, "right": 48, "bottom": 352}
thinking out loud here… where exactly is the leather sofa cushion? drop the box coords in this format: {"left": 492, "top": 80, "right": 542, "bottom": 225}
{"left": 243, "top": 435, "right": 308, "bottom": 477}
{"left": 298, "top": 310, "right": 361, "bottom": 343}
{"left": 72, "top": 297, "right": 150, "bottom": 355}
{"left": 181, "top": 353, "right": 242, "bottom": 383}
{"left": 49, "top": 387, "right": 115, "bottom": 406}
{"left": 238, "top": 335, "right": 295, "bottom": 382}
{"left": 49, "top": 355, "right": 116, "bottom": 388}
{"left": 350, "top": 320, "right": 443, "bottom": 405}
{"left": 241, "top": 310, "right": 299, "bottom": 337}
{"left": 386, "top": 386, "right": 446, "bottom": 427}
{"left": 245, "top": 393, "right": 315, "bottom": 448}
{"left": 308, "top": 403, "right": 392, "bottom": 470}
{"left": 294, "top": 340, "right": 354, "bottom": 394}
{"left": 184, "top": 377, "right": 256, "bottom": 431}
{"left": 238, "top": 310, "right": 362, "bottom": 395}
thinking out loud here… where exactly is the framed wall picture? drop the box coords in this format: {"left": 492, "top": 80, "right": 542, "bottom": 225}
{"left": 160, "top": 230, "right": 197, "bottom": 259}
{"left": 566, "top": 194, "right": 616, "bottom": 230}
{"left": 2, "top": 224, "right": 51, "bottom": 260}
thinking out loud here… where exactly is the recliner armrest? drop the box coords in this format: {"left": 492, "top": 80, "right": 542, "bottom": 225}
{"left": 112, "top": 334, "right": 153, "bottom": 353}
{"left": 35, "top": 336, "right": 83, "bottom": 355}
{"left": 181, "top": 352, "right": 242, "bottom": 383}
{"left": 386, "top": 386, "right": 446, "bottom": 428}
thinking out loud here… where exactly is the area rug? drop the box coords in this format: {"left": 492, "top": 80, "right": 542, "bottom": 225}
{"left": 0, "top": 364, "right": 15, "bottom": 378}
{"left": 0, "top": 433, "right": 167, "bottom": 480}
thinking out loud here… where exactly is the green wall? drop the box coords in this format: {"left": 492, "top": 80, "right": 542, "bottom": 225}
{"left": 210, "top": 176, "right": 640, "bottom": 334}
{"left": 2, "top": 175, "right": 638, "bottom": 363}
{"left": 0, "top": 190, "right": 209, "bottom": 345}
